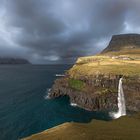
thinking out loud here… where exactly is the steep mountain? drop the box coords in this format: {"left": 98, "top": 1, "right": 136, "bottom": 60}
{"left": 102, "top": 34, "right": 140, "bottom": 53}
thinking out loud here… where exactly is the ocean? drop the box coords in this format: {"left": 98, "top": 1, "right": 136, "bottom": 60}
{"left": 0, "top": 65, "right": 110, "bottom": 140}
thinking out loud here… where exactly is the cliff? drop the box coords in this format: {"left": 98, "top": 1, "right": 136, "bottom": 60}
{"left": 0, "top": 57, "right": 31, "bottom": 64}
{"left": 22, "top": 34, "right": 140, "bottom": 140}
{"left": 49, "top": 34, "right": 140, "bottom": 112}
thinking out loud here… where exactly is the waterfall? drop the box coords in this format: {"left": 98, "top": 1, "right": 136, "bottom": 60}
{"left": 110, "top": 77, "right": 126, "bottom": 119}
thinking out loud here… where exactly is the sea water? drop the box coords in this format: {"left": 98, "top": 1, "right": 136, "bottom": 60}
{"left": 0, "top": 65, "right": 110, "bottom": 140}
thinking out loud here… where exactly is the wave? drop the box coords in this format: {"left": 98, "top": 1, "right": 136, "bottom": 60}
{"left": 55, "top": 74, "right": 65, "bottom": 77}
{"left": 44, "top": 88, "right": 51, "bottom": 100}
{"left": 70, "top": 102, "right": 77, "bottom": 107}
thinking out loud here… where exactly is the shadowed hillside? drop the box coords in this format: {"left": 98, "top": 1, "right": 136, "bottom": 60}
{"left": 102, "top": 34, "right": 140, "bottom": 53}
{"left": 22, "top": 113, "right": 140, "bottom": 140}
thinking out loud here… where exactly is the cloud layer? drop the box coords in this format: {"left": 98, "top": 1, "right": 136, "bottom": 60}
{"left": 0, "top": 0, "right": 140, "bottom": 63}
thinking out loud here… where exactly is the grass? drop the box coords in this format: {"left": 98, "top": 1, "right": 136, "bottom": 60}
{"left": 22, "top": 113, "right": 140, "bottom": 140}
{"left": 68, "top": 79, "right": 85, "bottom": 91}
{"left": 69, "top": 51, "right": 140, "bottom": 79}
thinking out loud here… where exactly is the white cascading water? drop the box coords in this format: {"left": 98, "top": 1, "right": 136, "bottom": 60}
{"left": 110, "top": 77, "right": 126, "bottom": 119}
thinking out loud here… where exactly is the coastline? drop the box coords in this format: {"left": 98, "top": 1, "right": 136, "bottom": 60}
{"left": 22, "top": 112, "right": 140, "bottom": 140}
{"left": 22, "top": 34, "right": 140, "bottom": 140}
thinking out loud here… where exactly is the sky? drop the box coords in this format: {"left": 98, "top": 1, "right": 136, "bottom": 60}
{"left": 0, "top": 0, "right": 140, "bottom": 64}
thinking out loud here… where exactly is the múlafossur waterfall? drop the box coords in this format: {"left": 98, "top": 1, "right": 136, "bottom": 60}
{"left": 110, "top": 77, "right": 126, "bottom": 119}
{"left": 118, "top": 78, "right": 126, "bottom": 116}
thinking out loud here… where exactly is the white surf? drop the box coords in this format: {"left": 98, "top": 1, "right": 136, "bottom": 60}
{"left": 44, "top": 88, "right": 51, "bottom": 100}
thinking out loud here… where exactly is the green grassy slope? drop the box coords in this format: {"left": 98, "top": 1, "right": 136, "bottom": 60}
{"left": 22, "top": 113, "right": 140, "bottom": 140}
{"left": 68, "top": 49, "right": 140, "bottom": 78}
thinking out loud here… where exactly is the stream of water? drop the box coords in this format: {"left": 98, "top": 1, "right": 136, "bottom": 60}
{"left": 110, "top": 78, "right": 126, "bottom": 119}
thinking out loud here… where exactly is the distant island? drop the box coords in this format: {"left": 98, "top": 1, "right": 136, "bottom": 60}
{"left": 0, "top": 57, "right": 31, "bottom": 64}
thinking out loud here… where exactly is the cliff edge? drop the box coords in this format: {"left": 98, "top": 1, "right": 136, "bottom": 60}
{"left": 49, "top": 34, "right": 140, "bottom": 112}
{"left": 22, "top": 34, "right": 140, "bottom": 140}
{"left": 22, "top": 113, "right": 140, "bottom": 140}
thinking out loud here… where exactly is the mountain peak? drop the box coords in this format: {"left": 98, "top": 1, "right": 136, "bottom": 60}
{"left": 102, "top": 34, "right": 140, "bottom": 53}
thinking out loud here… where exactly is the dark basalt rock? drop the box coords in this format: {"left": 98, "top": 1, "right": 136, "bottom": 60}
{"left": 49, "top": 75, "right": 140, "bottom": 112}
{"left": 123, "top": 77, "right": 140, "bottom": 112}
{"left": 49, "top": 75, "right": 119, "bottom": 111}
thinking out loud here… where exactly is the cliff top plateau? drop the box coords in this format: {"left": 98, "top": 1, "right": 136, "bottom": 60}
{"left": 69, "top": 34, "right": 140, "bottom": 77}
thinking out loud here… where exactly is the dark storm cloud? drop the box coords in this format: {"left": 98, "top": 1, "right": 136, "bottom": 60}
{"left": 0, "top": 0, "right": 140, "bottom": 63}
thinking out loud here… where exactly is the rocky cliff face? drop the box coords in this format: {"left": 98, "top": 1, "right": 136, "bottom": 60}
{"left": 49, "top": 34, "right": 140, "bottom": 112}
{"left": 102, "top": 34, "right": 140, "bottom": 53}
{"left": 123, "top": 77, "right": 140, "bottom": 111}
{"left": 49, "top": 75, "right": 140, "bottom": 112}
{"left": 49, "top": 75, "right": 119, "bottom": 111}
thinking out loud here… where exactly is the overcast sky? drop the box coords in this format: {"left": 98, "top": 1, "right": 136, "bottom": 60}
{"left": 0, "top": 0, "right": 140, "bottom": 64}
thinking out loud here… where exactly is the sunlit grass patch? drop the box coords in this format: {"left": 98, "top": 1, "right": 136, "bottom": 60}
{"left": 68, "top": 79, "right": 85, "bottom": 91}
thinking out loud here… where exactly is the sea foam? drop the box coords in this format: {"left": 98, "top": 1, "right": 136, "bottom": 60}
{"left": 44, "top": 88, "right": 51, "bottom": 100}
